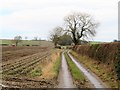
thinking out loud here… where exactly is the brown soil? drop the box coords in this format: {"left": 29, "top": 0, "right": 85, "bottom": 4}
{"left": 1, "top": 46, "right": 59, "bottom": 88}
{"left": 2, "top": 46, "right": 50, "bottom": 62}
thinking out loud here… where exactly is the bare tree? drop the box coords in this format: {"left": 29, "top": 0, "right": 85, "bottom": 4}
{"left": 50, "top": 26, "right": 63, "bottom": 47}
{"left": 34, "top": 37, "right": 38, "bottom": 41}
{"left": 13, "top": 36, "right": 22, "bottom": 46}
{"left": 64, "top": 12, "right": 99, "bottom": 45}
{"left": 25, "top": 36, "right": 28, "bottom": 40}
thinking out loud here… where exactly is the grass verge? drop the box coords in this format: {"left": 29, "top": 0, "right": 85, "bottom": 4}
{"left": 53, "top": 52, "right": 61, "bottom": 78}
{"left": 71, "top": 50, "right": 118, "bottom": 88}
{"left": 37, "top": 50, "right": 62, "bottom": 80}
{"left": 29, "top": 50, "right": 61, "bottom": 79}
{"left": 64, "top": 52, "right": 86, "bottom": 87}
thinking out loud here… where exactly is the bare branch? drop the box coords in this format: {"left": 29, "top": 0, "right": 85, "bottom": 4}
{"left": 64, "top": 12, "right": 99, "bottom": 45}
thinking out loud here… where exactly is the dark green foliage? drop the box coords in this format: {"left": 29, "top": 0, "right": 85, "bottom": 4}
{"left": 58, "top": 34, "right": 73, "bottom": 45}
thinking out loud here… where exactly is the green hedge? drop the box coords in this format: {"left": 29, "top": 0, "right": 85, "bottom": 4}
{"left": 73, "top": 42, "right": 120, "bottom": 64}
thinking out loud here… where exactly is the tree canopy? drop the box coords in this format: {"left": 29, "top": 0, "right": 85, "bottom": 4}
{"left": 50, "top": 12, "right": 99, "bottom": 46}
{"left": 13, "top": 36, "right": 22, "bottom": 46}
{"left": 50, "top": 26, "right": 63, "bottom": 47}
{"left": 64, "top": 12, "right": 99, "bottom": 45}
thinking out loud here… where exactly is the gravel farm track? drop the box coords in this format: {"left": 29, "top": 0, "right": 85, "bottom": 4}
{"left": 1, "top": 46, "right": 59, "bottom": 88}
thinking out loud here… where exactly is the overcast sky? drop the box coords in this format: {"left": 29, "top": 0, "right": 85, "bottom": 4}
{"left": 0, "top": 0, "right": 119, "bottom": 42}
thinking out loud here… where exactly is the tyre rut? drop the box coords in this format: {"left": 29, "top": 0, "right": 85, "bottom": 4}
{"left": 67, "top": 51, "right": 107, "bottom": 88}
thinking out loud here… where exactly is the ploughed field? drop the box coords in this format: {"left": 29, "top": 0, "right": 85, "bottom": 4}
{"left": 1, "top": 46, "right": 60, "bottom": 88}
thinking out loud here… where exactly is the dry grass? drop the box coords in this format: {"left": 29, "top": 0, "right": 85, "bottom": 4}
{"left": 35, "top": 50, "right": 61, "bottom": 80}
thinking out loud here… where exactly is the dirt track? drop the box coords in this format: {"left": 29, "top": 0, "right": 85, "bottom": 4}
{"left": 57, "top": 51, "right": 107, "bottom": 88}
{"left": 68, "top": 51, "right": 107, "bottom": 88}
{"left": 57, "top": 52, "right": 75, "bottom": 88}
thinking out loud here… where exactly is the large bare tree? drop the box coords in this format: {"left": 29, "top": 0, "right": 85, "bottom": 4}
{"left": 64, "top": 12, "right": 99, "bottom": 45}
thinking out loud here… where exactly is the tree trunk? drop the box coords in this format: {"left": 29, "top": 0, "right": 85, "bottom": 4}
{"left": 54, "top": 42, "right": 57, "bottom": 47}
{"left": 72, "top": 32, "right": 79, "bottom": 45}
{"left": 16, "top": 42, "right": 18, "bottom": 46}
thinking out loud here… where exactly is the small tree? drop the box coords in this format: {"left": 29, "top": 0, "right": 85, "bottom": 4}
{"left": 13, "top": 36, "right": 22, "bottom": 46}
{"left": 34, "top": 37, "right": 38, "bottom": 41}
{"left": 58, "top": 33, "right": 73, "bottom": 45}
{"left": 50, "top": 26, "right": 63, "bottom": 47}
{"left": 25, "top": 36, "right": 28, "bottom": 40}
{"left": 39, "top": 37, "right": 41, "bottom": 46}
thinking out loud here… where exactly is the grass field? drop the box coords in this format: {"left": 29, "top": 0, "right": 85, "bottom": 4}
{"left": 89, "top": 41, "right": 105, "bottom": 45}
{"left": 0, "top": 39, "right": 54, "bottom": 47}
{"left": 0, "top": 39, "right": 105, "bottom": 46}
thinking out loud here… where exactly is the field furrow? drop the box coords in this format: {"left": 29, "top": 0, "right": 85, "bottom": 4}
{"left": 2, "top": 46, "right": 61, "bottom": 88}
{"left": 2, "top": 52, "right": 50, "bottom": 73}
